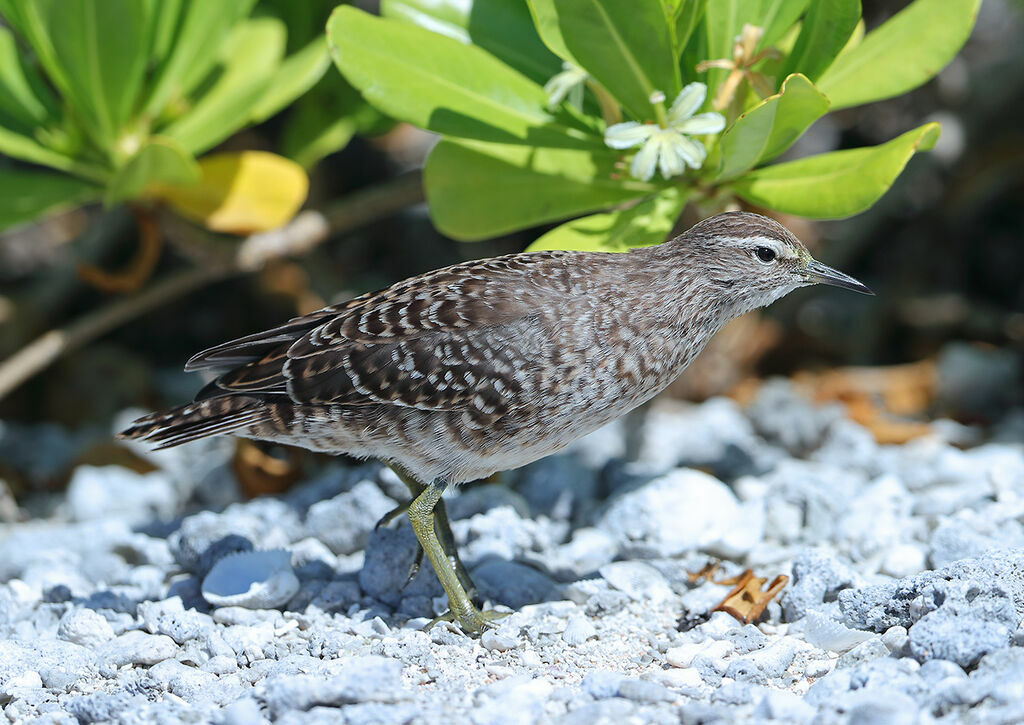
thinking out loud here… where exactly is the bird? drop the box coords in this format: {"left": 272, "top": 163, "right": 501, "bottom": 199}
{"left": 121, "top": 211, "right": 871, "bottom": 633}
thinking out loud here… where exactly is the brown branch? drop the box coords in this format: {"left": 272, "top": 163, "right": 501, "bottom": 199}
{"left": 0, "top": 172, "right": 425, "bottom": 401}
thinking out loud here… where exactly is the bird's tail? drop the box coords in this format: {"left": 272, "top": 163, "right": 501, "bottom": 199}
{"left": 118, "top": 396, "right": 267, "bottom": 450}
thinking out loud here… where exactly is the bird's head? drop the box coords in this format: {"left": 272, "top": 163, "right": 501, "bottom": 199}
{"left": 677, "top": 211, "right": 872, "bottom": 315}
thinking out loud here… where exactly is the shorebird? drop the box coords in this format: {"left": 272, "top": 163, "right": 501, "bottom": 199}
{"left": 122, "top": 211, "right": 871, "bottom": 633}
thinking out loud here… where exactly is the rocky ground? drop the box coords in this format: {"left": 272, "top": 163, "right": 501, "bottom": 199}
{"left": 1, "top": 381, "right": 1023, "bottom": 724}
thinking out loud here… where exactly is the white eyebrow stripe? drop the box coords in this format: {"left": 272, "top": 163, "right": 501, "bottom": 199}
{"left": 721, "top": 235, "right": 798, "bottom": 260}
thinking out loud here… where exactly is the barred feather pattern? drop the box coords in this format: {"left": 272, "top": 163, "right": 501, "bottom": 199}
{"left": 121, "top": 212, "right": 805, "bottom": 483}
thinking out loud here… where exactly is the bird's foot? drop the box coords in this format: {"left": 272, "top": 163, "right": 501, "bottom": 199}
{"left": 403, "top": 546, "right": 424, "bottom": 588}
{"left": 430, "top": 606, "right": 510, "bottom": 635}
{"left": 375, "top": 501, "right": 411, "bottom": 530}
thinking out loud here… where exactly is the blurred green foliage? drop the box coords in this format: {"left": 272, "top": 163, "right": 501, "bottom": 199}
{"left": 326, "top": 0, "right": 980, "bottom": 250}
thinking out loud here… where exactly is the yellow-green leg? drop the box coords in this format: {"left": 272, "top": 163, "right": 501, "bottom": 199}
{"left": 407, "top": 480, "right": 507, "bottom": 634}
{"left": 378, "top": 464, "right": 477, "bottom": 599}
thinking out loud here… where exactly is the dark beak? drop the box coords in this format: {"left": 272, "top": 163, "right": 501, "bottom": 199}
{"left": 804, "top": 259, "right": 874, "bottom": 295}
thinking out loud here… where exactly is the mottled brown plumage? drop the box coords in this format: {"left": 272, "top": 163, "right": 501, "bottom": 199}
{"left": 121, "top": 211, "right": 869, "bottom": 632}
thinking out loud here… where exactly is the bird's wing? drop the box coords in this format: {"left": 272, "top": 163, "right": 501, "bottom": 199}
{"left": 193, "top": 253, "right": 572, "bottom": 413}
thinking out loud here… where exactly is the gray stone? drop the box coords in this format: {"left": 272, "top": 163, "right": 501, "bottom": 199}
{"left": 747, "top": 379, "right": 843, "bottom": 455}
{"left": 169, "top": 510, "right": 264, "bottom": 575}
{"left": 839, "top": 549, "right": 1024, "bottom": 635}
{"left": 782, "top": 548, "right": 859, "bottom": 621}
{"left": 305, "top": 481, "right": 398, "bottom": 556}
{"left": 908, "top": 607, "right": 1013, "bottom": 668}
{"left": 472, "top": 559, "right": 558, "bottom": 609}
{"left": 359, "top": 525, "right": 442, "bottom": 607}
{"left": 511, "top": 454, "right": 598, "bottom": 521}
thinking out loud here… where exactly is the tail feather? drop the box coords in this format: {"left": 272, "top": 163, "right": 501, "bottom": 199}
{"left": 119, "top": 396, "right": 267, "bottom": 449}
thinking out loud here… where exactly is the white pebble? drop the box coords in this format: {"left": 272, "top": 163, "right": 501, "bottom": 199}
{"left": 57, "top": 608, "right": 114, "bottom": 647}
{"left": 561, "top": 616, "right": 597, "bottom": 645}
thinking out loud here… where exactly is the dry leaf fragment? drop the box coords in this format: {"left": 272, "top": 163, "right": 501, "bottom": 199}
{"left": 712, "top": 569, "right": 789, "bottom": 624}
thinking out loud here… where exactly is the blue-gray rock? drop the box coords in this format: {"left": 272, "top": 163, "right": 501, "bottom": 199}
{"left": 197, "top": 534, "right": 254, "bottom": 579}
{"left": 511, "top": 454, "right": 598, "bottom": 521}
{"left": 471, "top": 559, "right": 558, "bottom": 609}
{"left": 908, "top": 607, "right": 1013, "bottom": 668}
{"left": 747, "top": 379, "right": 844, "bottom": 456}
{"left": 838, "top": 550, "right": 1024, "bottom": 668}
{"left": 359, "top": 525, "right": 442, "bottom": 607}
{"left": 305, "top": 481, "right": 396, "bottom": 555}
{"left": 169, "top": 510, "right": 265, "bottom": 575}
{"left": 782, "top": 548, "right": 859, "bottom": 621}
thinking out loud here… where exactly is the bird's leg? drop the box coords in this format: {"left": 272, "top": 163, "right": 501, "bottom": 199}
{"left": 408, "top": 481, "right": 507, "bottom": 634}
{"left": 379, "top": 464, "right": 478, "bottom": 600}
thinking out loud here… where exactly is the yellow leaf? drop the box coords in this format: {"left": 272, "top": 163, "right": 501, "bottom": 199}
{"left": 153, "top": 151, "right": 308, "bottom": 234}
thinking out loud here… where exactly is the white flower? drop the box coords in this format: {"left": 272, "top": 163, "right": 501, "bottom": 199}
{"left": 604, "top": 83, "right": 726, "bottom": 181}
{"left": 544, "top": 62, "right": 588, "bottom": 111}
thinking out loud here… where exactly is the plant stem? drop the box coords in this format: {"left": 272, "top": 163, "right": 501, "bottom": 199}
{"left": 0, "top": 172, "right": 425, "bottom": 401}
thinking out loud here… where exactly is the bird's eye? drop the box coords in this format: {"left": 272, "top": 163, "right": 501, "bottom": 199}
{"left": 755, "top": 246, "right": 777, "bottom": 263}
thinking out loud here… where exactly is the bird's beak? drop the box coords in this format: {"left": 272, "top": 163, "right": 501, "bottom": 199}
{"left": 804, "top": 259, "right": 874, "bottom": 295}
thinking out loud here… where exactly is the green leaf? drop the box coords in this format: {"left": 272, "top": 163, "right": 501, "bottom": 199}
{"left": 149, "top": 0, "right": 184, "bottom": 63}
{"left": 143, "top": 0, "right": 258, "bottom": 118}
{"left": 0, "top": 125, "right": 103, "bottom": 180}
{"left": 162, "top": 18, "right": 285, "bottom": 155}
{"left": 0, "top": 26, "right": 56, "bottom": 131}
{"left": 817, "top": 0, "right": 980, "bottom": 110}
{"left": 540, "top": 0, "right": 679, "bottom": 120}
{"left": 0, "top": 166, "right": 98, "bottom": 232}
{"left": 661, "top": 0, "right": 707, "bottom": 58}
{"left": 425, "top": 138, "right": 654, "bottom": 240}
{"left": 528, "top": 186, "right": 686, "bottom": 252}
{"left": 758, "top": 0, "right": 810, "bottom": 48}
{"left": 250, "top": 37, "right": 331, "bottom": 123}
{"left": 105, "top": 137, "right": 199, "bottom": 204}
{"left": 382, "top": 0, "right": 562, "bottom": 85}
{"left": 716, "top": 73, "right": 829, "bottom": 180}
{"left": 8, "top": 0, "right": 154, "bottom": 148}
{"left": 779, "top": 0, "right": 860, "bottom": 81}
{"left": 328, "top": 6, "right": 593, "bottom": 147}
{"left": 731, "top": 122, "right": 940, "bottom": 218}
{"left": 527, "top": 0, "right": 580, "bottom": 65}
